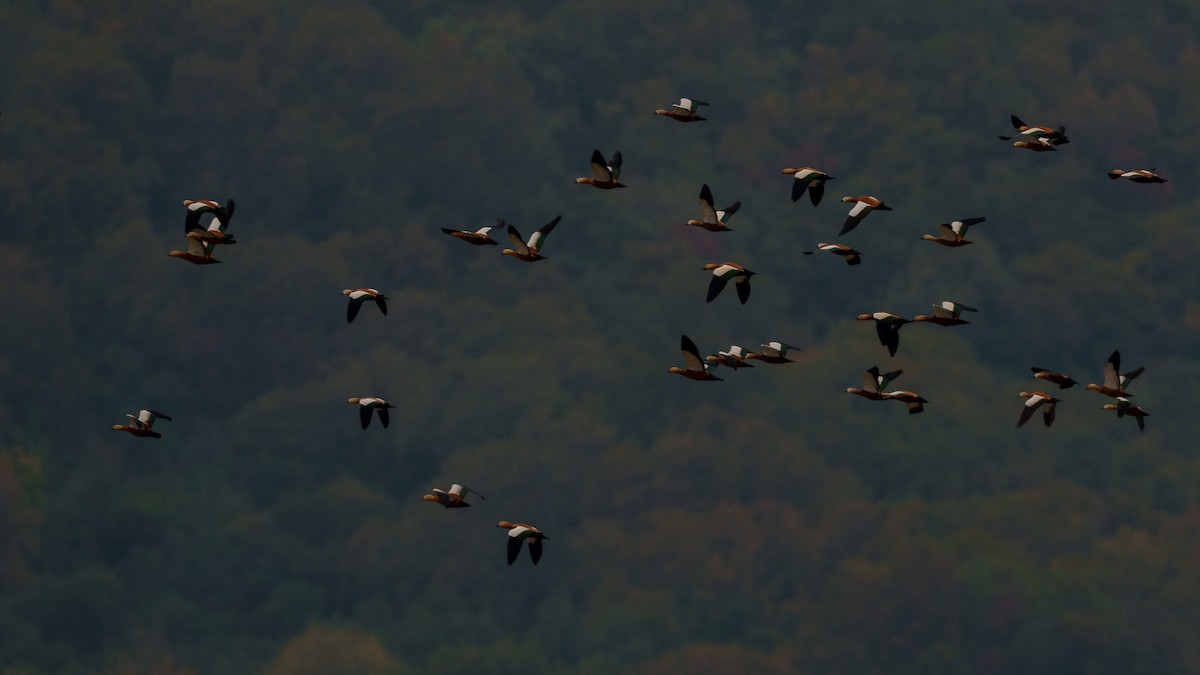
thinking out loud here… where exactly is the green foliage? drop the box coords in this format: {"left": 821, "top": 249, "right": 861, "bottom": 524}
{"left": 265, "top": 623, "right": 405, "bottom": 675}
{"left": 0, "top": 0, "right": 1198, "bottom": 672}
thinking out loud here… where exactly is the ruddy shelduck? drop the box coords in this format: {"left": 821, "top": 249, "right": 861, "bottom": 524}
{"left": 858, "top": 312, "right": 910, "bottom": 357}
{"left": 655, "top": 97, "right": 708, "bottom": 122}
{"left": 112, "top": 409, "right": 172, "bottom": 438}
{"left": 183, "top": 198, "right": 237, "bottom": 244}
{"left": 706, "top": 345, "right": 754, "bottom": 370}
{"left": 687, "top": 184, "right": 740, "bottom": 232}
{"left": 839, "top": 196, "right": 891, "bottom": 236}
{"left": 502, "top": 216, "right": 561, "bottom": 262}
{"left": 1017, "top": 391, "right": 1060, "bottom": 428}
{"left": 913, "top": 301, "right": 977, "bottom": 326}
{"left": 1009, "top": 138, "right": 1056, "bottom": 152}
{"left": 669, "top": 335, "right": 722, "bottom": 381}
{"left": 782, "top": 167, "right": 834, "bottom": 206}
{"left": 881, "top": 390, "right": 927, "bottom": 414}
{"left": 1031, "top": 367, "right": 1077, "bottom": 389}
{"left": 424, "top": 484, "right": 485, "bottom": 508}
{"left": 169, "top": 236, "right": 221, "bottom": 264}
{"left": 575, "top": 149, "right": 624, "bottom": 189}
{"left": 442, "top": 220, "right": 505, "bottom": 245}
{"left": 746, "top": 341, "right": 796, "bottom": 364}
{"left": 922, "top": 217, "right": 985, "bottom": 247}
{"left": 1103, "top": 397, "right": 1148, "bottom": 432}
{"left": 497, "top": 521, "right": 548, "bottom": 565}
{"left": 802, "top": 242, "right": 862, "bottom": 266}
{"left": 1087, "top": 350, "right": 1144, "bottom": 398}
{"left": 846, "top": 366, "right": 903, "bottom": 401}
{"left": 1108, "top": 169, "right": 1166, "bottom": 184}
{"left": 704, "top": 262, "right": 755, "bottom": 304}
{"left": 347, "top": 397, "right": 395, "bottom": 429}
{"left": 342, "top": 288, "right": 388, "bottom": 323}
{"left": 999, "top": 115, "right": 1069, "bottom": 146}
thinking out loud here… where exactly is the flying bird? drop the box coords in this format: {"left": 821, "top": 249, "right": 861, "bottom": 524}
{"left": 999, "top": 115, "right": 1069, "bottom": 145}
{"left": 497, "top": 521, "right": 549, "bottom": 565}
{"left": 342, "top": 288, "right": 388, "bottom": 323}
{"left": 1017, "top": 391, "right": 1060, "bottom": 428}
{"left": 442, "top": 220, "right": 505, "bottom": 245}
{"left": 839, "top": 196, "right": 891, "bottom": 236}
{"left": 782, "top": 167, "right": 834, "bottom": 205}
{"left": 913, "top": 301, "right": 977, "bottom": 326}
{"left": 1010, "top": 138, "right": 1057, "bottom": 152}
{"left": 1030, "top": 367, "right": 1077, "bottom": 389}
{"left": 1108, "top": 169, "right": 1167, "bottom": 183}
{"left": 575, "top": 149, "right": 625, "bottom": 189}
{"left": 655, "top": 97, "right": 708, "bottom": 122}
{"left": 687, "top": 184, "right": 740, "bottom": 232}
{"left": 880, "top": 389, "right": 927, "bottom": 414}
{"left": 857, "top": 312, "right": 910, "bottom": 357}
{"left": 347, "top": 397, "right": 395, "bottom": 429}
{"left": 423, "top": 484, "right": 486, "bottom": 508}
{"left": 1103, "top": 397, "right": 1148, "bottom": 432}
{"left": 1087, "top": 350, "right": 1144, "bottom": 398}
{"left": 182, "top": 199, "right": 237, "bottom": 246}
{"left": 706, "top": 345, "right": 755, "bottom": 370}
{"left": 703, "top": 262, "right": 755, "bottom": 304}
{"left": 921, "top": 217, "right": 985, "bottom": 247}
{"left": 746, "top": 341, "right": 796, "bottom": 364}
{"left": 168, "top": 235, "right": 221, "bottom": 264}
{"left": 502, "top": 216, "right": 561, "bottom": 262}
{"left": 669, "top": 335, "right": 722, "bottom": 381}
{"left": 111, "top": 409, "right": 172, "bottom": 438}
{"left": 846, "top": 366, "right": 903, "bottom": 401}
{"left": 802, "top": 242, "right": 862, "bottom": 266}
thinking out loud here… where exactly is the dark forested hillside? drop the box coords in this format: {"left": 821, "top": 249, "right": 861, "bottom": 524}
{"left": 2, "top": 1, "right": 1199, "bottom": 672}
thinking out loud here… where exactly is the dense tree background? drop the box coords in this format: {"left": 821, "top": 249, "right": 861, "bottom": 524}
{"left": 2, "top": 0, "right": 1199, "bottom": 672}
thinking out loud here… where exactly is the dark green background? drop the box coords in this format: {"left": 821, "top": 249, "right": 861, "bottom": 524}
{"left": 1, "top": 1, "right": 1198, "bottom": 672}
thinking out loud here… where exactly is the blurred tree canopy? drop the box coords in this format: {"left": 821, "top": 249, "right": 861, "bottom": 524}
{"left": 1, "top": 0, "right": 1199, "bottom": 672}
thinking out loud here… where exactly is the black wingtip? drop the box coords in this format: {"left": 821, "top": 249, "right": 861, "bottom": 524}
{"left": 810, "top": 182, "right": 825, "bottom": 206}
{"left": 681, "top": 335, "right": 699, "bottom": 355}
{"left": 736, "top": 280, "right": 752, "bottom": 304}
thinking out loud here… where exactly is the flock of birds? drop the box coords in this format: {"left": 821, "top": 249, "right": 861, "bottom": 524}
{"left": 109, "top": 99, "right": 1160, "bottom": 566}
{"left": 655, "top": 106, "right": 1155, "bottom": 432}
